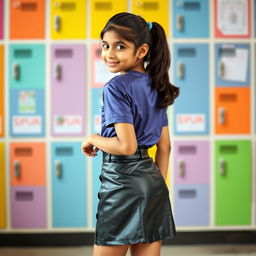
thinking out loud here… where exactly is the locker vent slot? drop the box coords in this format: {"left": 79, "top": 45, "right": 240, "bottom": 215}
{"left": 21, "top": 2, "right": 37, "bottom": 11}
{"left": 219, "top": 145, "right": 237, "bottom": 154}
{"left": 55, "top": 49, "right": 73, "bottom": 58}
{"left": 56, "top": 147, "right": 73, "bottom": 156}
{"left": 16, "top": 191, "right": 33, "bottom": 201}
{"left": 95, "top": 2, "right": 112, "bottom": 10}
{"left": 96, "top": 48, "right": 102, "bottom": 57}
{"left": 15, "top": 147, "right": 32, "bottom": 157}
{"left": 179, "top": 189, "right": 196, "bottom": 199}
{"left": 142, "top": 2, "right": 159, "bottom": 10}
{"left": 60, "top": 2, "right": 76, "bottom": 11}
{"left": 14, "top": 49, "right": 32, "bottom": 58}
{"left": 178, "top": 48, "right": 196, "bottom": 57}
{"left": 219, "top": 48, "right": 235, "bottom": 57}
{"left": 178, "top": 145, "right": 196, "bottom": 154}
{"left": 219, "top": 93, "right": 237, "bottom": 102}
{"left": 184, "top": 2, "right": 200, "bottom": 10}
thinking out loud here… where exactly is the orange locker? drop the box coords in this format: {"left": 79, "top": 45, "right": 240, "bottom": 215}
{"left": 0, "top": 45, "right": 3, "bottom": 137}
{"left": 10, "top": 0, "right": 45, "bottom": 39}
{"left": 215, "top": 87, "right": 250, "bottom": 134}
{"left": 10, "top": 142, "right": 46, "bottom": 186}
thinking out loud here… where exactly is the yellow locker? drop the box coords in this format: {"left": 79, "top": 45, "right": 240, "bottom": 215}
{"left": 0, "top": 143, "right": 6, "bottom": 228}
{"left": 90, "top": 0, "right": 128, "bottom": 39}
{"left": 0, "top": 46, "right": 4, "bottom": 137}
{"left": 51, "top": 0, "right": 86, "bottom": 39}
{"left": 132, "top": 0, "right": 169, "bottom": 36}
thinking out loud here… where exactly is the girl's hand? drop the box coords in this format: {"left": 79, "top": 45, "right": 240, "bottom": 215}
{"left": 81, "top": 135, "right": 99, "bottom": 157}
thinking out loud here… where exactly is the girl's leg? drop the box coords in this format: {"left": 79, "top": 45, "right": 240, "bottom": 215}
{"left": 93, "top": 244, "right": 130, "bottom": 256}
{"left": 130, "top": 241, "right": 162, "bottom": 256}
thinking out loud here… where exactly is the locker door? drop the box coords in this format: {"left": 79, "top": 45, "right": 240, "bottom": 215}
{"left": 11, "top": 186, "right": 46, "bottom": 228}
{"left": 10, "top": 0, "right": 45, "bottom": 39}
{"left": 0, "top": 46, "right": 4, "bottom": 137}
{"left": 91, "top": 88, "right": 103, "bottom": 134}
{"left": 0, "top": 143, "right": 6, "bottom": 228}
{"left": 0, "top": 0, "right": 3, "bottom": 39}
{"left": 215, "top": 87, "right": 250, "bottom": 134}
{"left": 215, "top": 140, "right": 252, "bottom": 225}
{"left": 91, "top": 43, "right": 116, "bottom": 88}
{"left": 215, "top": 44, "right": 250, "bottom": 87}
{"left": 173, "top": 44, "right": 209, "bottom": 135}
{"left": 51, "top": 0, "right": 86, "bottom": 39}
{"left": 52, "top": 143, "right": 87, "bottom": 227}
{"left": 90, "top": 0, "right": 127, "bottom": 39}
{"left": 173, "top": 0, "right": 209, "bottom": 38}
{"left": 10, "top": 142, "right": 46, "bottom": 186}
{"left": 174, "top": 184, "right": 209, "bottom": 226}
{"left": 214, "top": 0, "right": 251, "bottom": 38}
{"left": 51, "top": 45, "right": 86, "bottom": 136}
{"left": 132, "top": 0, "right": 169, "bottom": 36}
{"left": 174, "top": 141, "right": 209, "bottom": 185}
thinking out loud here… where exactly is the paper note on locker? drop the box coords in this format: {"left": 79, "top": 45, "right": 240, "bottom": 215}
{"left": 95, "top": 60, "right": 116, "bottom": 84}
{"left": 13, "top": 116, "right": 42, "bottom": 134}
{"left": 18, "top": 91, "right": 36, "bottom": 114}
{"left": 176, "top": 114, "right": 205, "bottom": 132}
{"left": 220, "top": 48, "right": 248, "bottom": 82}
{"left": 217, "top": 0, "right": 248, "bottom": 35}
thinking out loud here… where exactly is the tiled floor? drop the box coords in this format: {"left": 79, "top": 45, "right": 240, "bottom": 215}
{"left": 0, "top": 245, "right": 256, "bottom": 256}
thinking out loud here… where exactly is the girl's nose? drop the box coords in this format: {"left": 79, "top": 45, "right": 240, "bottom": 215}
{"left": 106, "top": 48, "right": 115, "bottom": 58}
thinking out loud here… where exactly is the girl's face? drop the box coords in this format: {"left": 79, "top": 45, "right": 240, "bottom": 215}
{"left": 101, "top": 30, "right": 148, "bottom": 74}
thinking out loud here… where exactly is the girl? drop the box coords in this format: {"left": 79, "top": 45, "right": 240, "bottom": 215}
{"left": 81, "top": 12, "right": 179, "bottom": 256}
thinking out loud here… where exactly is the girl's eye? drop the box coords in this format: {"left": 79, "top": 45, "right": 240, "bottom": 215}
{"left": 102, "top": 44, "right": 108, "bottom": 49}
{"left": 116, "top": 45, "right": 125, "bottom": 50}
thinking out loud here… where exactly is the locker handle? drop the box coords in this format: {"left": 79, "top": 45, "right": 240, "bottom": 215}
{"left": 55, "top": 160, "right": 62, "bottom": 178}
{"left": 219, "top": 158, "right": 226, "bottom": 176}
{"left": 14, "top": 160, "right": 21, "bottom": 178}
{"left": 177, "top": 15, "right": 184, "bottom": 31}
{"left": 13, "top": 63, "right": 20, "bottom": 80}
{"left": 177, "top": 62, "right": 184, "bottom": 79}
{"left": 178, "top": 159, "right": 186, "bottom": 177}
{"left": 54, "top": 15, "right": 61, "bottom": 32}
{"left": 55, "top": 63, "right": 62, "bottom": 81}
{"left": 218, "top": 61, "right": 225, "bottom": 78}
{"left": 218, "top": 107, "right": 225, "bottom": 125}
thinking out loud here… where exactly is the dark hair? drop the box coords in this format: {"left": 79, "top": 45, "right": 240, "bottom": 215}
{"left": 100, "top": 12, "right": 179, "bottom": 109}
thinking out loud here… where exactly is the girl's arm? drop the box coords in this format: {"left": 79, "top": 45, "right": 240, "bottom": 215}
{"left": 81, "top": 123, "right": 138, "bottom": 156}
{"left": 155, "top": 126, "right": 171, "bottom": 180}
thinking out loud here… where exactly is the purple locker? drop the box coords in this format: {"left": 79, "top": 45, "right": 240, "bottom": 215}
{"left": 0, "top": 0, "right": 3, "bottom": 39}
{"left": 11, "top": 186, "right": 46, "bottom": 228}
{"left": 174, "top": 184, "right": 209, "bottom": 226}
{"left": 174, "top": 141, "right": 210, "bottom": 184}
{"left": 51, "top": 45, "right": 86, "bottom": 136}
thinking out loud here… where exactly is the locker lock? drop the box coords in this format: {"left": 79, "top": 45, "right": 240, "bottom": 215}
{"left": 14, "top": 160, "right": 21, "bottom": 178}
{"left": 178, "top": 159, "right": 186, "bottom": 177}
{"left": 219, "top": 158, "right": 226, "bottom": 176}
{"left": 55, "top": 160, "right": 62, "bottom": 178}
{"left": 55, "top": 63, "right": 62, "bottom": 81}
{"left": 54, "top": 15, "right": 61, "bottom": 32}
{"left": 13, "top": 63, "right": 20, "bottom": 80}
{"left": 177, "top": 15, "right": 184, "bottom": 31}
{"left": 177, "top": 62, "right": 184, "bottom": 79}
{"left": 218, "top": 62, "right": 225, "bottom": 79}
{"left": 218, "top": 107, "right": 225, "bottom": 125}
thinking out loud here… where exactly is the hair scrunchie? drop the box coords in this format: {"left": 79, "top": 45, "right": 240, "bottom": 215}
{"left": 147, "top": 22, "right": 153, "bottom": 31}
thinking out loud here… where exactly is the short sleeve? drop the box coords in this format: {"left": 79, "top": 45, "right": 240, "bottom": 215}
{"left": 103, "top": 82, "right": 134, "bottom": 127}
{"left": 163, "top": 110, "right": 168, "bottom": 127}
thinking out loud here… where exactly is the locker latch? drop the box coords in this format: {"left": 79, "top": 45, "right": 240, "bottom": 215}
{"left": 13, "top": 63, "right": 20, "bottom": 80}
{"left": 178, "top": 159, "right": 186, "bottom": 177}
{"left": 14, "top": 160, "right": 21, "bottom": 178}
{"left": 219, "top": 158, "right": 226, "bottom": 176}
{"left": 54, "top": 15, "right": 61, "bottom": 32}
{"left": 55, "top": 63, "right": 62, "bottom": 80}
{"left": 218, "top": 107, "right": 225, "bottom": 125}
{"left": 218, "top": 62, "right": 225, "bottom": 78}
{"left": 177, "top": 62, "right": 184, "bottom": 79}
{"left": 55, "top": 160, "right": 62, "bottom": 178}
{"left": 177, "top": 15, "right": 184, "bottom": 31}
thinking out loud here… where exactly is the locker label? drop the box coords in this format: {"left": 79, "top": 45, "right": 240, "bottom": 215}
{"left": 220, "top": 145, "right": 238, "bottom": 154}
{"left": 13, "top": 116, "right": 42, "bottom": 134}
{"left": 15, "top": 147, "right": 32, "bottom": 156}
{"left": 55, "top": 49, "right": 73, "bottom": 58}
{"left": 53, "top": 115, "right": 82, "bottom": 134}
{"left": 15, "top": 191, "right": 33, "bottom": 201}
{"left": 176, "top": 114, "right": 205, "bottom": 132}
{"left": 20, "top": 2, "right": 37, "bottom": 11}
{"left": 178, "top": 48, "right": 196, "bottom": 57}
{"left": 183, "top": 2, "right": 200, "bottom": 10}
{"left": 179, "top": 189, "right": 196, "bottom": 199}
{"left": 59, "top": 2, "right": 76, "bottom": 11}
{"left": 95, "top": 2, "right": 112, "bottom": 10}
{"left": 14, "top": 49, "right": 32, "bottom": 58}
{"left": 178, "top": 145, "right": 197, "bottom": 154}
{"left": 55, "top": 147, "right": 73, "bottom": 156}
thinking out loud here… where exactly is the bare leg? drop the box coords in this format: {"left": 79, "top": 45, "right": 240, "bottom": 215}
{"left": 130, "top": 241, "right": 162, "bottom": 256}
{"left": 93, "top": 244, "right": 130, "bottom": 256}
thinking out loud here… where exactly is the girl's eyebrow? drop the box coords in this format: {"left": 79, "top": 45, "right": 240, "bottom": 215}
{"left": 101, "top": 40, "right": 128, "bottom": 46}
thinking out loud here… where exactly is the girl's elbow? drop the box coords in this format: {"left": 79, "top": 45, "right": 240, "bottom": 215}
{"left": 122, "top": 142, "right": 137, "bottom": 155}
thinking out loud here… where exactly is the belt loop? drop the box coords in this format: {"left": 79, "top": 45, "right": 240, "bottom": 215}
{"left": 108, "top": 153, "right": 112, "bottom": 163}
{"left": 138, "top": 147, "right": 142, "bottom": 159}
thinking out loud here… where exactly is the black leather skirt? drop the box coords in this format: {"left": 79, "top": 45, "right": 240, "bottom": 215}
{"left": 95, "top": 148, "right": 176, "bottom": 246}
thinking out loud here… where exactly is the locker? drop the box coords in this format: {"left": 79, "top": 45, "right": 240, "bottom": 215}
{"left": 10, "top": 142, "right": 46, "bottom": 186}
{"left": 91, "top": 88, "right": 103, "bottom": 134}
{"left": 91, "top": 43, "right": 116, "bottom": 88}
{"left": 51, "top": 45, "right": 86, "bottom": 136}
{"left": 214, "top": 0, "right": 251, "bottom": 38}
{"left": 132, "top": 0, "right": 169, "bottom": 36}
{"left": 0, "top": 143, "right": 6, "bottom": 228}
{"left": 0, "top": 46, "right": 4, "bottom": 137}
{"left": 215, "top": 44, "right": 250, "bottom": 87}
{"left": 215, "top": 140, "right": 252, "bottom": 226}
{"left": 174, "top": 184, "right": 209, "bottom": 226}
{"left": 174, "top": 141, "right": 210, "bottom": 185}
{"left": 10, "top": 0, "right": 45, "bottom": 39}
{"left": 172, "top": 0, "right": 209, "bottom": 38}
{"left": 173, "top": 44, "right": 209, "bottom": 135}
{"left": 0, "top": 0, "right": 3, "bottom": 39}
{"left": 215, "top": 87, "right": 250, "bottom": 134}
{"left": 51, "top": 143, "right": 87, "bottom": 227}
{"left": 50, "top": 0, "right": 86, "bottom": 39}
{"left": 90, "top": 0, "right": 127, "bottom": 39}
{"left": 11, "top": 186, "right": 46, "bottom": 228}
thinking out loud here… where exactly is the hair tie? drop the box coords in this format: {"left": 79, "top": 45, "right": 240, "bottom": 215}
{"left": 147, "top": 22, "right": 153, "bottom": 31}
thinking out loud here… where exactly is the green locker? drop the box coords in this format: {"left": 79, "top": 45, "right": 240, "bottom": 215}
{"left": 215, "top": 140, "right": 252, "bottom": 226}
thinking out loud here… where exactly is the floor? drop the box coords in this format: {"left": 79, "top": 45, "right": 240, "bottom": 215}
{"left": 0, "top": 245, "right": 256, "bottom": 256}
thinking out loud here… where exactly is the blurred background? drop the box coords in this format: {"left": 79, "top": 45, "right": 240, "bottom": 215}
{"left": 0, "top": 0, "right": 256, "bottom": 255}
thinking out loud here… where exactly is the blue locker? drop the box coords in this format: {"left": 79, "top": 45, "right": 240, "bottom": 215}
{"left": 174, "top": 184, "right": 209, "bottom": 226}
{"left": 215, "top": 43, "right": 250, "bottom": 87}
{"left": 172, "top": 0, "right": 209, "bottom": 38}
{"left": 91, "top": 88, "right": 103, "bottom": 134}
{"left": 51, "top": 142, "right": 87, "bottom": 228}
{"left": 173, "top": 44, "right": 209, "bottom": 135}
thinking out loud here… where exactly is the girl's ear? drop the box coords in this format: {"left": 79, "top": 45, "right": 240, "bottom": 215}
{"left": 137, "top": 44, "right": 149, "bottom": 59}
